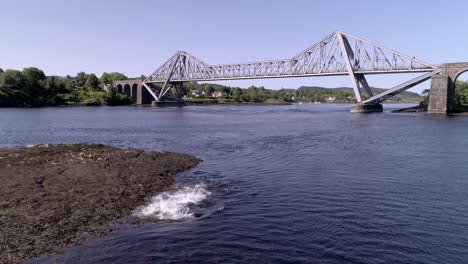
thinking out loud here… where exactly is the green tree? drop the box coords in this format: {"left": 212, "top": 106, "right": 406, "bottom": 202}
{"left": 105, "top": 86, "right": 131, "bottom": 106}
{"left": 85, "top": 74, "right": 99, "bottom": 91}
{"left": 0, "top": 68, "right": 3, "bottom": 74}
{"left": 100, "top": 72, "right": 111, "bottom": 85}
{"left": 455, "top": 81, "right": 468, "bottom": 109}
{"left": 0, "top": 70, "right": 29, "bottom": 105}
{"left": 100, "top": 72, "right": 127, "bottom": 85}
{"left": 23, "top": 67, "right": 46, "bottom": 82}
{"left": 233, "top": 88, "right": 242, "bottom": 102}
{"left": 76, "top": 72, "right": 87, "bottom": 86}
{"left": 78, "top": 90, "right": 104, "bottom": 106}
{"left": 22, "top": 67, "right": 50, "bottom": 105}
{"left": 421, "top": 89, "right": 430, "bottom": 97}
{"left": 1, "top": 70, "right": 27, "bottom": 90}
{"left": 44, "top": 76, "right": 72, "bottom": 104}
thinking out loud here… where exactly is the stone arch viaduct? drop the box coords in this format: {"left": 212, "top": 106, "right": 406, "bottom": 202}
{"left": 110, "top": 80, "right": 153, "bottom": 105}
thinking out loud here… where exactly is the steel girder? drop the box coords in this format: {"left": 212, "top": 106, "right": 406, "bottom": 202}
{"left": 143, "top": 31, "right": 440, "bottom": 103}
{"left": 361, "top": 68, "right": 442, "bottom": 104}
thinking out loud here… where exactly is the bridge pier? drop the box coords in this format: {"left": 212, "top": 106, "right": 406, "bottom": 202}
{"left": 350, "top": 103, "right": 383, "bottom": 113}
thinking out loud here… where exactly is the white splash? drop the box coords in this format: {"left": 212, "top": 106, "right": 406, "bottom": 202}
{"left": 134, "top": 184, "right": 211, "bottom": 220}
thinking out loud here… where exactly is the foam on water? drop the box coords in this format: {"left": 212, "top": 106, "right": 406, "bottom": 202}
{"left": 134, "top": 184, "right": 211, "bottom": 220}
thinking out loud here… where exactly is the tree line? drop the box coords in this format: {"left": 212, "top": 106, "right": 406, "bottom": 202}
{"left": 182, "top": 83, "right": 422, "bottom": 104}
{"left": 182, "top": 82, "right": 297, "bottom": 103}
{"left": 0, "top": 67, "right": 130, "bottom": 106}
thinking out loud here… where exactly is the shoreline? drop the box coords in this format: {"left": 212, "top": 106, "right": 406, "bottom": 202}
{"left": 392, "top": 105, "right": 427, "bottom": 113}
{"left": 392, "top": 106, "right": 468, "bottom": 115}
{"left": 180, "top": 101, "right": 292, "bottom": 106}
{"left": 0, "top": 144, "right": 201, "bottom": 263}
{"left": 0, "top": 101, "right": 425, "bottom": 108}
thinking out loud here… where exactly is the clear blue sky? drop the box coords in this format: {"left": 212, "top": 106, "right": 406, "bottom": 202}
{"left": 2, "top": 0, "right": 468, "bottom": 92}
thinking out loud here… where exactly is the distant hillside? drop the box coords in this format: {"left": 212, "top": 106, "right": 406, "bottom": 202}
{"left": 296, "top": 86, "right": 422, "bottom": 103}
{"left": 179, "top": 82, "right": 423, "bottom": 104}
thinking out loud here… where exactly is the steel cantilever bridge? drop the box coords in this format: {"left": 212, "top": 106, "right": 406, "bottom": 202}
{"left": 141, "top": 31, "right": 441, "bottom": 112}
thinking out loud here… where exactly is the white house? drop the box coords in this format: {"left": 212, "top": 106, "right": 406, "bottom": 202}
{"left": 191, "top": 90, "right": 206, "bottom": 97}
{"left": 211, "top": 91, "right": 228, "bottom": 98}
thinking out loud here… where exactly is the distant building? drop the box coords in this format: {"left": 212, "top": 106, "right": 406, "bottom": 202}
{"left": 211, "top": 91, "right": 227, "bottom": 98}
{"left": 191, "top": 90, "right": 206, "bottom": 97}
{"left": 325, "top": 96, "right": 336, "bottom": 102}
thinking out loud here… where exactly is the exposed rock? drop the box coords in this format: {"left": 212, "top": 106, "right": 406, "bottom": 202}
{"left": 0, "top": 144, "right": 201, "bottom": 263}
{"left": 392, "top": 106, "right": 427, "bottom": 113}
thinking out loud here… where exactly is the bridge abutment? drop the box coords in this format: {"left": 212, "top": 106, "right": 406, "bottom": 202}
{"left": 428, "top": 63, "right": 468, "bottom": 114}
{"left": 428, "top": 74, "right": 453, "bottom": 114}
{"left": 350, "top": 103, "right": 383, "bottom": 113}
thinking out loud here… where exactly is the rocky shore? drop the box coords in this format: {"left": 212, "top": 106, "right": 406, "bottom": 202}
{"left": 0, "top": 144, "right": 201, "bottom": 263}
{"left": 392, "top": 106, "right": 468, "bottom": 115}
{"left": 392, "top": 106, "right": 427, "bottom": 113}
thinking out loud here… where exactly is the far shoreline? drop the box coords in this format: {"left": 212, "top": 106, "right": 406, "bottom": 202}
{"left": 392, "top": 105, "right": 468, "bottom": 115}
{"left": 0, "top": 101, "right": 428, "bottom": 108}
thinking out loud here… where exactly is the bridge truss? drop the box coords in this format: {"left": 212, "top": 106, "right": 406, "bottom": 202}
{"left": 143, "top": 31, "right": 440, "bottom": 104}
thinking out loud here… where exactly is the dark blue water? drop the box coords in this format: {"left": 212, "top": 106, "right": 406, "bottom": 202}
{"left": 2, "top": 104, "right": 468, "bottom": 264}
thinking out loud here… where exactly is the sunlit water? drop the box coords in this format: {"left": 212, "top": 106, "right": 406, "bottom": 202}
{"left": 1, "top": 104, "right": 468, "bottom": 264}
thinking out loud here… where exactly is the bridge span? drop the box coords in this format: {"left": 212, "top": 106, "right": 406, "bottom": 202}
{"left": 111, "top": 31, "right": 467, "bottom": 114}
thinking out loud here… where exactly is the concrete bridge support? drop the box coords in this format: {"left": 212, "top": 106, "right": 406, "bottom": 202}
{"left": 428, "top": 74, "right": 453, "bottom": 114}
{"left": 428, "top": 63, "right": 468, "bottom": 114}
{"left": 350, "top": 104, "right": 383, "bottom": 113}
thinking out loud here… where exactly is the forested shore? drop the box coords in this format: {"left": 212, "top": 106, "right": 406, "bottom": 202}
{"left": 0, "top": 67, "right": 131, "bottom": 106}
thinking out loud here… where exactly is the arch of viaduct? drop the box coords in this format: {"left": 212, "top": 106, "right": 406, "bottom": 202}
{"left": 110, "top": 80, "right": 153, "bottom": 105}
